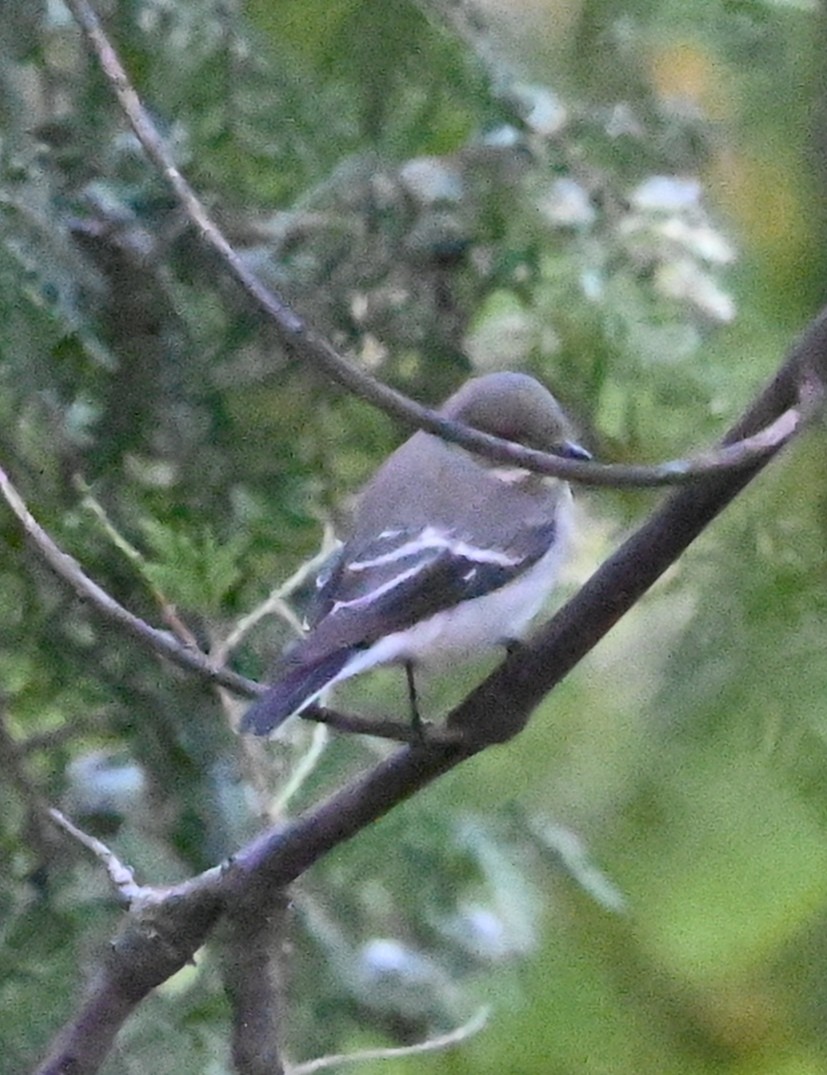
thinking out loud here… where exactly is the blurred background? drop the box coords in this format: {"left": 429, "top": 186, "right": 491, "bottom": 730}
{"left": 2, "top": 0, "right": 827, "bottom": 1071}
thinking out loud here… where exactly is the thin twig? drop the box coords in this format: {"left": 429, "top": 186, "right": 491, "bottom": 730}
{"left": 304, "top": 705, "right": 467, "bottom": 744}
{"left": 291, "top": 1006, "right": 490, "bottom": 1074}
{"left": 47, "top": 808, "right": 148, "bottom": 905}
{"left": 211, "top": 524, "right": 339, "bottom": 664}
{"left": 0, "top": 462, "right": 258, "bottom": 698}
{"left": 268, "top": 722, "right": 330, "bottom": 818}
{"left": 62, "top": 0, "right": 807, "bottom": 488}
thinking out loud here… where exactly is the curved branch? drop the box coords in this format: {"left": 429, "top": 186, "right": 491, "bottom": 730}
{"left": 63, "top": 0, "right": 807, "bottom": 489}
{"left": 0, "top": 463, "right": 258, "bottom": 698}
{"left": 0, "top": 465, "right": 469, "bottom": 746}
{"left": 48, "top": 808, "right": 146, "bottom": 905}
{"left": 292, "top": 1006, "right": 490, "bottom": 1073}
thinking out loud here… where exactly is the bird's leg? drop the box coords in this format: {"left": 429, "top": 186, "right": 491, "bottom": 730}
{"left": 404, "top": 661, "right": 425, "bottom": 742}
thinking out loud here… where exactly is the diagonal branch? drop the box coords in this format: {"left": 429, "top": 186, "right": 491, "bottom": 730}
{"left": 221, "top": 302, "right": 827, "bottom": 899}
{"left": 0, "top": 462, "right": 257, "bottom": 698}
{"left": 0, "top": 465, "right": 465, "bottom": 746}
{"left": 47, "top": 808, "right": 147, "bottom": 905}
{"left": 32, "top": 304, "right": 825, "bottom": 1075}
{"left": 62, "top": 0, "right": 808, "bottom": 489}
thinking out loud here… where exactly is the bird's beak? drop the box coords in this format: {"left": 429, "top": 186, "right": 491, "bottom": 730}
{"left": 557, "top": 439, "right": 592, "bottom": 462}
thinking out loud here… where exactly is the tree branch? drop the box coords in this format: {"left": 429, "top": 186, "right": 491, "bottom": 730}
{"left": 47, "top": 808, "right": 147, "bottom": 906}
{"left": 34, "top": 877, "right": 224, "bottom": 1075}
{"left": 301, "top": 704, "right": 467, "bottom": 744}
{"left": 61, "top": 0, "right": 809, "bottom": 489}
{"left": 291, "top": 1006, "right": 489, "bottom": 1073}
{"left": 220, "top": 896, "right": 290, "bottom": 1075}
{"left": 0, "top": 462, "right": 258, "bottom": 699}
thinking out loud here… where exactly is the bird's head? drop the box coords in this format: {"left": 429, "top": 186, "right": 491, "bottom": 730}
{"left": 440, "top": 372, "right": 590, "bottom": 460}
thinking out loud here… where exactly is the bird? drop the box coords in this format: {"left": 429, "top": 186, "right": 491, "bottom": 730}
{"left": 240, "top": 371, "right": 590, "bottom": 737}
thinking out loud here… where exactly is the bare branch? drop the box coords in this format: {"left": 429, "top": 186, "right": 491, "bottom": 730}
{"left": 211, "top": 524, "right": 339, "bottom": 665}
{"left": 34, "top": 877, "right": 224, "bottom": 1075}
{"left": 62, "top": 0, "right": 811, "bottom": 488}
{"left": 0, "top": 462, "right": 258, "bottom": 698}
{"left": 35, "top": 968, "right": 144, "bottom": 1075}
{"left": 303, "top": 704, "right": 467, "bottom": 744}
{"left": 291, "top": 1006, "right": 490, "bottom": 1074}
{"left": 47, "top": 808, "right": 147, "bottom": 905}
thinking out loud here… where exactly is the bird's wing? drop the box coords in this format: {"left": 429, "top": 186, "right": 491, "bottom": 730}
{"left": 295, "top": 517, "right": 559, "bottom": 665}
{"left": 241, "top": 519, "right": 560, "bottom": 736}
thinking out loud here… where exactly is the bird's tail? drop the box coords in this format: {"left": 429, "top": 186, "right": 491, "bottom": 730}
{"left": 239, "top": 649, "right": 353, "bottom": 736}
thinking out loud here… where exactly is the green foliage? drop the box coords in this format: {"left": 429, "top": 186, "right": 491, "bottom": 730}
{"left": 2, "top": 0, "right": 827, "bottom": 1072}
{"left": 139, "top": 518, "right": 247, "bottom": 613}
